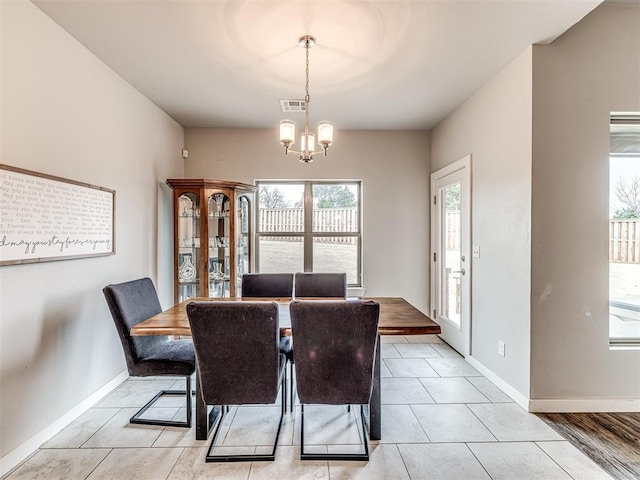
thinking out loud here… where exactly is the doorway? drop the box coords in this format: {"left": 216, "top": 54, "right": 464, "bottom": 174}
{"left": 431, "top": 155, "right": 471, "bottom": 356}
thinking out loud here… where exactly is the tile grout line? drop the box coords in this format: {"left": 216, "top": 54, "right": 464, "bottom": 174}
{"left": 463, "top": 442, "right": 496, "bottom": 480}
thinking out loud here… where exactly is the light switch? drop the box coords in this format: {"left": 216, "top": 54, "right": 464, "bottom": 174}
{"left": 472, "top": 245, "right": 480, "bottom": 258}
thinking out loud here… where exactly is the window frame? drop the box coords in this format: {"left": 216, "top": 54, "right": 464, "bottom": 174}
{"left": 609, "top": 113, "right": 640, "bottom": 348}
{"left": 255, "top": 180, "right": 363, "bottom": 287}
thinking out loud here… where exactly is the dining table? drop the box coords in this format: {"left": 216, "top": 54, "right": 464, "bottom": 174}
{"left": 130, "top": 296, "right": 441, "bottom": 441}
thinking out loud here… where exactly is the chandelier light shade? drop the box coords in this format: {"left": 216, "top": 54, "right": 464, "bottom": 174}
{"left": 279, "top": 35, "right": 334, "bottom": 163}
{"left": 317, "top": 121, "right": 334, "bottom": 147}
{"left": 301, "top": 132, "right": 315, "bottom": 152}
{"left": 279, "top": 120, "right": 296, "bottom": 145}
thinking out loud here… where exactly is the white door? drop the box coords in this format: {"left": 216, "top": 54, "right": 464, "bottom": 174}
{"left": 431, "top": 156, "right": 471, "bottom": 356}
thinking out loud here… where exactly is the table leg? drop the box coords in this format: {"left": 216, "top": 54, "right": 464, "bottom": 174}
{"left": 195, "top": 366, "right": 220, "bottom": 440}
{"left": 370, "top": 335, "right": 381, "bottom": 440}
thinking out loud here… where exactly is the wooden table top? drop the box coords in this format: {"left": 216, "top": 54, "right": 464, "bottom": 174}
{"left": 130, "top": 297, "right": 441, "bottom": 337}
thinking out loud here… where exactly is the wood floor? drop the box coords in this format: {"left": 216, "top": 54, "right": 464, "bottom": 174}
{"left": 537, "top": 412, "right": 640, "bottom": 480}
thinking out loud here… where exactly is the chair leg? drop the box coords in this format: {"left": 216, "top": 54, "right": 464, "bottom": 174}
{"left": 282, "top": 368, "right": 287, "bottom": 415}
{"left": 300, "top": 404, "right": 369, "bottom": 461}
{"left": 204, "top": 375, "right": 286, "bottom": 462}
{"left": 130, "top": 376, "right": 192, "bottom": 428}
{"left": 289, "top": 360, "right": 295, "bottom": 412}
{"left": 283, "top": 362, "right": 288, "bottom": 413}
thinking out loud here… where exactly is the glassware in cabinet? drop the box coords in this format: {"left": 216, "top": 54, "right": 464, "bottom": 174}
{"left": 207, "top": 193, "right": 230, "bottom": 298}
{"left": 176, "top": 192, "right": 201, "bottom": 302}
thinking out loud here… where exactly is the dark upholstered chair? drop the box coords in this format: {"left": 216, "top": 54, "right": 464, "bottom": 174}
{"left": 103, "top": 277, "right": 195, "bottom": 428}
{"left": 241, "top": 272, "right": 295, "bottom": 411}
{"left": 241, "top": 273, "right": 294, "bottom": 298}
{"left": 293, "top": 272, "right": 347, "bottom": 298}
{"left": 186, "top": 301, "right": 286, "bottom": 462}
{"left": 289, "top": 299, "right": 380, "bottom": 461}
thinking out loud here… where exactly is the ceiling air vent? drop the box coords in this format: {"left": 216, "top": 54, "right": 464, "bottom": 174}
{"left": 280, "top": 99, "right": 306, "bottom": 113}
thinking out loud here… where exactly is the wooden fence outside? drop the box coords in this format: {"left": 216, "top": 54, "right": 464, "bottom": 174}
{"left": 259, "top": 208, "right": 358, "bottom": 244}
{"left": 443, "top": 214, "right": 640, "bottom": 264}
{"left": 610, "top": 219, "right": 640, "bottom": 263}
{"left": 446, "top": 212, "right": 460, "bottom": 251}
{"left": 259, "top": 210, "right": 640, "bottom": 263}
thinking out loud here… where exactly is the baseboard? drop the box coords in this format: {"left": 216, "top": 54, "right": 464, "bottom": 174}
{"left": 465, "top": 355, "right": 530, "bottom": 410}
{"left": 528, "top": 398, "right": 640, "bottom": 412}
{"left": 0, "top": 370, "right": 128, "bottom": 477}
{"left": 464, "top": 356, "right": 640, "bottom": 413}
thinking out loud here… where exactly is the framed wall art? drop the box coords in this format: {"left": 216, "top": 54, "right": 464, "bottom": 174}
{"left": 0, "top": 164, "right": 115, "bottom": 266}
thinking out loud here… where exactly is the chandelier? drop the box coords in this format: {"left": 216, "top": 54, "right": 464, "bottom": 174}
{"left": 279, "top": 35, "right": 334, "bottom": 163}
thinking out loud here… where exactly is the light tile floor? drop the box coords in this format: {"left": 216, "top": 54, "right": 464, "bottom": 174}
{"left": 2, "top": 335, "right": 614, "bottom": 480}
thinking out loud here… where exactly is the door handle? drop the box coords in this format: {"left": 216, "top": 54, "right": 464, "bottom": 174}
{"left": 453, "top": 269, "right": 466, "bottom": 275}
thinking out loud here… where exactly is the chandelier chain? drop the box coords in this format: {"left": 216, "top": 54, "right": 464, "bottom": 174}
{"left": 305, "top": 39, "right": 310, "bottom": 103}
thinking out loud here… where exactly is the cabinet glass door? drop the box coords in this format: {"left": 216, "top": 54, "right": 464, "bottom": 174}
{"left": 207, "top": 193, "right": 230, "bottom": 297}
{"left": 177, "top": 192, "right": 201, "bottom": 302}
{"left": 236, "top": 195, "right": 251, "bottom": 295}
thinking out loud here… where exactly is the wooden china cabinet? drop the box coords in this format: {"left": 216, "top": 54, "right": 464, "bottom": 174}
{"left": 166, "top": 178, "right": 257, "bottom": 303}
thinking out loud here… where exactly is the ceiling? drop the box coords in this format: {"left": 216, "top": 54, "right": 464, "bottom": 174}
{"left": 32, "top": 0, "right": 607, "bottom": 130}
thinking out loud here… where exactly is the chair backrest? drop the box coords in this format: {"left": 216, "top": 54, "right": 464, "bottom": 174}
{"left": 241, "top": 273, "right": 294, "bottom": 297}
{"left": 186, "top": 301, "right": 284, "bottom": 405}
{"left": 294, "top": 272, "right": 347, "bottom": 298}
{"left": 102, "top": 277, "right": 167, "bottom": 375}
{"left": 289, "top": 300, "right": 380, "bottom": 405}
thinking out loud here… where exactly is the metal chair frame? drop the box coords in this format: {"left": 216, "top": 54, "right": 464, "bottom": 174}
{"left": 204, "top": 373, "right": 286, "bottom": 462}
{"left": 129, "top": 376, "right": 192, "bottom": 428}
{"left": 300, "top": 404, "right": 370, "bottom": 461}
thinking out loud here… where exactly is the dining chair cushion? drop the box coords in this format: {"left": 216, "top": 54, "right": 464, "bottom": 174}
{"left": 293, "top": 272, "right": 347, "bottom": 298}
{"left": 289, "top": 299, "right": 379, "bottom": 405}
{"left": 137, "top": 339, "right": 196, "bottom": 376}
{"left": 186, "top": 301, "right": 285, "bottom": 405}
{"left": 241, "top": 273, "right": 294, "bottom": 298}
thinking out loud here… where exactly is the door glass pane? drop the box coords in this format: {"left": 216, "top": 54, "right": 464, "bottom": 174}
{"left": 313, "top": 237, "right": 359, "bottom": 284}
{"left": 258, "top": 183, "right": 304, "bottom": 233}
{"left": 177, "top": 192, "right": 201, "bottom": 302}
{"left": 258, "top": 236, "right": 303, "bottom": 273}
{"left": 312, "top": 184, "right": 359, "bottom": 232}
{"left": 440, "top": 182, "right": 461, "bottom": 328}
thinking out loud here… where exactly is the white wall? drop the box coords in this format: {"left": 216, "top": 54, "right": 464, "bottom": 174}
{"left": 531, "top": 5, "right": 640, "bottom": 405}
{"left": 430, "top": 49, "right": 533, "bottom": 399}
{"left": 184, "top": 128, "right": 431, "bottom": 310}
{"left": 0, "top": 0, "right": 183, "bottom": 466}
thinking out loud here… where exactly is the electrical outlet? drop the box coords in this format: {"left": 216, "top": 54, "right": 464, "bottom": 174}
{"left": 472, "top": 245, "right": 480, "bottom": 258}
{"left": 498, "top": 340, "right": 505, "bottom": 356}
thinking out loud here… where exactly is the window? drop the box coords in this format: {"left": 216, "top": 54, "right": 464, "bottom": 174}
{"left": 609, "top": 113, "right": 640, "bottom": 347}
{"left": 256, "top": 181, "right": 362, "bottom": 286}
